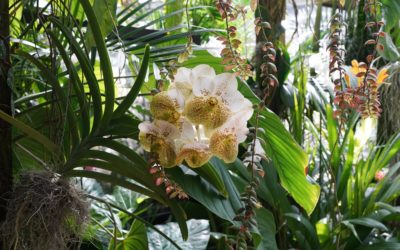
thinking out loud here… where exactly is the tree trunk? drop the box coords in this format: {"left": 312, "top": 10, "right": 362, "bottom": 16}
{"left": 345, "top": 0, "right": 372, "bottom": 64}
{"left": 255, "top": 0, "right": 286, "bottom": 115}
{"left": 0, "top": 0, "right": 12, "bottom": 224}
{"left": 313, "top": 0, "right": 323, "bottom": 52}
{"left": 377, "top": 72, "right": 400, "bottom": 163}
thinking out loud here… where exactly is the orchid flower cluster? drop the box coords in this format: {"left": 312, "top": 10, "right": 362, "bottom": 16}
{"left": 139, "top": 65, "right": 253, "bottom": 168}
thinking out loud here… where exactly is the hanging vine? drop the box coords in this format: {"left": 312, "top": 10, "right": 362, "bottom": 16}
{"left": 226, "top": 1, "right": 279, "bottom": 248}
{"left": 216, "top": 0, "right": 252, "bottom": 80}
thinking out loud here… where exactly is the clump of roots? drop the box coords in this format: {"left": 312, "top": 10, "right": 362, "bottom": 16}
{"left": 1, "top": 171, "right": 89, "bottom": 250}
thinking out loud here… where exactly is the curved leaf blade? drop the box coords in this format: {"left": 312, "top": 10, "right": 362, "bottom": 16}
{"left": 239, "top": 82, "right": 320, "bottom": 215}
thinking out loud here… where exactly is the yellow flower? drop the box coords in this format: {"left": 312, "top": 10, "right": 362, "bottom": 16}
{"left": 350, "top": 60, "right": 367, "bottom": 87}
{"left": 346, "top": 60, "right": 388, "bottom": 88}
{"left": 376, "top": 68, "right": 388, "bottom": 86}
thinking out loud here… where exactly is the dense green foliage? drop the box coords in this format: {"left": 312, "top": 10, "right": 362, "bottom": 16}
{"left": 0, "top": 0, "right": 399, "bottom": 249}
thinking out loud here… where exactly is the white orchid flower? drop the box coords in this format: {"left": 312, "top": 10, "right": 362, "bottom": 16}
{"left": 138, "top": 120, "right": 180, "bottom": 167}
{"left": 139, "top": 64, "right": 253, "bottom": 168}
{"left": 184, "top": 70, "right": 253, "bottom": 129}
{"left": 210, "top": 109, "right": 253, "bottom": 163}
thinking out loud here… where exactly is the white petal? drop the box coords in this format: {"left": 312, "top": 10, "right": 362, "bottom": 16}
{"left": 174, "top": 81, "right": 193, "bottom": 99}
{"left": 166, "top": 88, "right": 185, "bottom": 110}
{"left": 138, "top": 121, "right": 158, "bottom": 135}
{"left": 221, "top": 90, "right": 252, "bottom": 112}
{"left": 154, "top": 120, "right": 180, "bottom": 139}
{"left": 236, "top": 126, "right": 249, "bottom": 143}
{"left": 174, "top": 67, "right": 192, "bottom": 84}
{"left": 218, "top": 109, "right": 252, "bottom": 142}
{"left": 191, "top": 64, "right": 216, "bottom": 78}
{"left": 179, "top": 118, "right": 196, "bottom": 141}
{"left": 213, "top": 73, "right": 238, "bottom": 97}
{"left": 192, "top": 75, "right": 216, "bottom": 96}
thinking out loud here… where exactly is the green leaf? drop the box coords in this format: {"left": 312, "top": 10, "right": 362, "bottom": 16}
{"left": 102, "top": 114, "right": 141, "bottom": 139}
{"left": 48, "top": 30, "right": 91, "bottom": 138}
{"left": 377, "top": 32, "right": 400, "bottom": 62}
{"left": 256, "top": 208, "right": 278, "bottom": 250}
{"left": 355, "top": 242, "right": 400, "bottom": 250}
{"left": 169, "top": 157, "right": 242, "bottom": 222}
{"left": 66, "top": 170, "right": 159, "bottom": 200}
{"left": 148, "top": 219, "right": 210, "bottom": 250}
{"left": 338, "top": 129, "right": 355, "bottom": 200}
{"left": 180, "top": 50, "right": 226, "bottom": 74}
{"left": 285, "top": 213, "right": 320, "bottom": 249}
{"left": 86, "top": 0, "right": 118, "bottom": 49}
{"left": 344, "top": 217, "right": 388, "bottom": 231}
{"left": 17, "top": 51, "right": 80, "bottom": 149}
{"left": 49, "top": 16, "right": 103, "bottom": 132}
{"left": 80, "top": 0, "right": 115, "bottom": 130}
{"left": 191, "top": 162, "right": 227, "bottom": 197}
{"left": 238, "top": 82, "right": 320, "bottom": 215}
{"left": 109, "top": 220, "right": 148, "bottom": 250}
{"left": 0, "top": 110, "right": 58, "bottom": 154}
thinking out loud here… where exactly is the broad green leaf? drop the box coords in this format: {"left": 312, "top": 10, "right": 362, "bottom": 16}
{"left": 377, "top": 32, "right": 400, "bottom": 62}
{"left": 164, "top": 0, "right": 184, "bottom": 37}
{"left": 109, "top": 220, "right": 148, "bottom": 250}
{"left": 148, "top": 219, "right": 210, "bottom": 250}
{"left": 256, "top": 208, "right": 278, "bottom": 250}
{"left": 169, "top": 158, "right": 265, "bottom": 248}
{"left": 169, "top": 157, "right": 242, "bottom": 222}
{"left": 285, "top": 213, "right": 320, "bottom": 249}
{"left": 191, "top": 162, "right": 227, "bottom": 197}
{"left": 239, "top": 82, "right": 320, "bottom": 215}
{"left": 180, "top": 50, "right": 226, "bottom": 73}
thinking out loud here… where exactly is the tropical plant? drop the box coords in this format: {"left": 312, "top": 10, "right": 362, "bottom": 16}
{"left": 0, "top": 0, "right": 399, "bottom": 250}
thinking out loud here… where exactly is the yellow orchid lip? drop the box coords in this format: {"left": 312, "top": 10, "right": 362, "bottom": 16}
{"left": 176, "top": 143, "right": 212, "bottom": 168}
{"left": 150, "top": 92, "right": 181, "bottom": 124}
{"left": 184, "top": 96, "right": 231, "bottom": 130}
{"left": 210, "top": 131, "right": 238, "bottom": 163}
